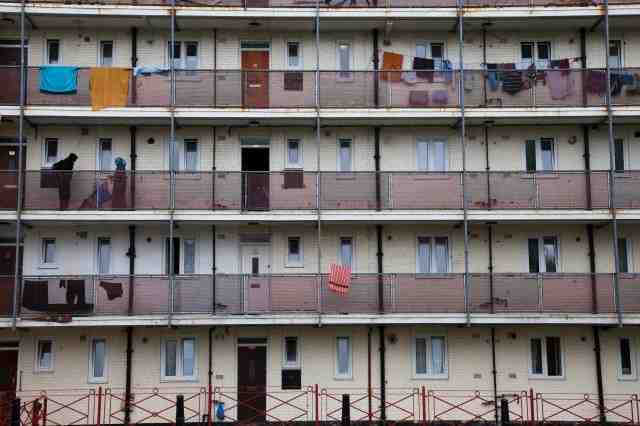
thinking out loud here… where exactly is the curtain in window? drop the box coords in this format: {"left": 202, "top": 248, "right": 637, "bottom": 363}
{"left": 99, "top": 139, "right": 112, "bottom": 171}
{"left": 433, "top": 237, "right": 449, "bottom": 273}
{"left": 417, "top": 237, "right": 431, "bottom": 273}
{"left": 431, "top": 337, "right": 446, "bottom": 374}
{"left": 92, "top": 339, "right": 106, "bottom": 378}
{"left": 337, "top": 337, "right": 350, "bottom": 375}
{"left": 183, "top": 239, "right": 196, "bottom": 274}
{"left": 339, "top": 140, "right": 352, "bottom": 172}
{"left": 97, "top": 238, "right": 111, "bottom": 274}
{"left": 431, "top": 142, "right": 446, "bottom": 171}
{"left": 288, "top": 140, "right": 300, "bottom": 166}
{"left": 184, "top": 141, "right": 198, "bottom": 171}
{"left": 340, "top": 239, "right": 352, "bottom": 267}
{"left": 542, "top": 237, "right": 557, "bottom": 273}
{"left": 182, "top": 339, "right": 195, "bottom": 376}
{"left": 416, "top": 141, "right": 429, "bottom": 171}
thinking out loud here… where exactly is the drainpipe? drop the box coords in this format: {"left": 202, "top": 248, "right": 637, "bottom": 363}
{"left": 129, "top": 126, "right": 137, "bottom": 209}
{"left": 373, "top": 28, "right": 380, "bottom": 108}
{"left": 131, "top": 27, "right": 138, "bottom": 104}
{"left": 367, "top": 327, "right": 373, "bottom": 422}
{"left": 208, "top": 327, "right": 215, "bottom": 396}
{"left": 482, "top": 23, "right": 489, "bottom": 106}
{"left": 124, "top": 326, "right": 133, "bottom": 426}
{"left": 487, "top": 224, "right": 498, "bottom": 422}
{"left": 580, "top": 28, "right": 587, "bottom": 106}
{"left": 127, "top": 225, "right": 136, "bottom": 315}
{"left": 212, "top": 224, "right": 217, "bottom": 314}
{"left": 376, "top": 226, "right": 385, "bottom": 421}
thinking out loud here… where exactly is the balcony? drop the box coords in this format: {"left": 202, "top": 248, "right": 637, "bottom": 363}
{"left": 4, "top": 68, "right": 639, "bottom": 109}
{"left": 1, "top": 170, "right": 633, "bottom": 212}
{"left": 12, "top": 273, "right": 640, "bottom": 319}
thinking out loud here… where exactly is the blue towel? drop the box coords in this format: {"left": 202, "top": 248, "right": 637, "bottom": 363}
{"left": 39, "top": 66, "right": 79, "bottom": 93}
{"left": 133, "top": 65, "right": 169, "bottom": 77}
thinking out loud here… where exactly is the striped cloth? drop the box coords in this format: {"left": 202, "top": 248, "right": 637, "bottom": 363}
{"left": 328, "top": 264, "right": 351, "bottom": 295}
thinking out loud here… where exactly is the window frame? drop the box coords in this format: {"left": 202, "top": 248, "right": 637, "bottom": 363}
{"left": 43, "top": 138, "right": 59, "bottom": 168}
{"left": 166, "top": 138, "right": 200, "bottom": 172}
{"left": 411, "top": 332, "right": 449, "bottom": 379}
{"left": 617, "top": 337, "right": 637, "bottom": 381}
{"left": 46, "top": 39, "right": 61, "bottom": 65}
{"left": 609, "top": 39, "right": 624, "bottom": 69}
{"left": 96, "top": 236, "right": 112, "bottom": 275}
{"left": 520, "top": 40, "right": 552, "bottom": 68}
{"left": 286, "top": 41, "right": 302, "bottom": 70}
{"left": 617, "top": 237, "right": 633, "bottom": 274}
{"left": 527, "top": 235, "right": 560, "bottom": 273}
{"left": 415, "top": 137, "right": 448, "bottom": 172}
{"left": 285, "top": 235, "right": 304, "bottom": 268}
{"left": 35, "top": 338, "right": 55, "bottom": 373}
{"left": 88, "top": 337, "right": 108, "bottom": 383}
{"left": 161, "top": 337, "right": 198, "bottom": 381}
{"left": 614, "top": 138, "right": 628, "bottom": 172}
{"left": 286, "top": 138, "right": 303, "bottom": 169}
{"left": 336, "top": 41, "right": 353, "bottom": 81}
{"left": 337, "top": 137, "right": 353, "bottom": 172}
{"left": 415, "top": 41, "right": 447, "bottom": 65}
{"left": 99, "top": 40, "right": 114, "bottom": 67}
{"left": 167, "top": 41, "right": 200, "bottom": 70}
{"left": 282, "top": 336, "right": 301, "bottom": 369}
{"left": 164, "top": 236, "right": 198, "bottom": 275}
{"left": 416, "top": 235, "right": 451, "bottom": 274}
{"left": 528, "top": 335, "right": 565, "bottom": 379}
{"left": 338, "top": 236, "right": 354, "bottom": 269}
{"left": 40, "top": 238, "right": 58, "bottom": 268}
{"left": 524, "top": 138, "right": 557, "bottom": 172}
{"left": 96, "top": 138, "right": 114, "bottom": 171}
{"left": 334, "top": 335, "right": 353, "bottom": 380}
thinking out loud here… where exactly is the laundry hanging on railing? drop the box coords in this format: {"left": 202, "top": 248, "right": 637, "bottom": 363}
{"left": 328, "top": 264, "right": 351, "bottom": 295}
{"left": 39, "top": 66, "right": 79, "bottom": 94}
{"left": 89, "top": 67, "right": 130, "bottom": 110}
{"left": 133, "top": 65, "right": 169, "bottom": 77}
{"left": 484, "top": 59, "right": 577, "bottom": 97}
{"left": 381, "top": 51, "right": 453, "bottom": 83}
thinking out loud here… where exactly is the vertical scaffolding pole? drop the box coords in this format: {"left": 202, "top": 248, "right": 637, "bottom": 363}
{"left": 11, "top": 0, "right": 27, "bottom": 329}
{"left": 457, "top": 0, "right": 470, "bottom": 326}
{"left": 315, "top": 0, "right": 322, "bottom": 321}
{"left": 168, "top": 0, "right": 177, "bottom": 326}
{"left": 603, "top": 0, "right": 622, "bottom": 326}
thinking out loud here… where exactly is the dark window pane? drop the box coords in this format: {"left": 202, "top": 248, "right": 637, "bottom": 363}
{"left": 546, "top": 337, "right": 562, "bottom": 376}
{"left": 618, "top": 238, "right": 629, "bottom": 273}
{"left": 525, "top": 140, "right": 536, "bottom": 172}
{"left": 620, "top": 338, "right": 632, "bottom": 375}
{"left": 528, "top": 238, "right": 540, "bottom": 273}
{"left": 530, "top": 338, "right": 542, "bottom": 374}
{"left": 615, "top": 139, "right": 625, "bottom": 172}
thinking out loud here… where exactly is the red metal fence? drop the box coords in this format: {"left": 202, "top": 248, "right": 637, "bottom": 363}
{"left": 3, "top": 387, "right": 639, "bottom": 425}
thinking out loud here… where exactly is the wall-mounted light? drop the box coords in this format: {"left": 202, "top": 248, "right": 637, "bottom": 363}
{"left": 147, "top": 137, "right": 155, "bottom": 145}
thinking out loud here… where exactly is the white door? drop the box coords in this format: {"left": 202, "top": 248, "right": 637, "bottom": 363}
{"left": 241, "top": 245, "right": 271, "bottom": 313}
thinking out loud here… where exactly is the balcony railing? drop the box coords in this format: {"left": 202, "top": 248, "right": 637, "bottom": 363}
{"left": 12, "top": 273, "right": 639, "bottom": 318}
{"left": 4, "top": 170, "right": 633, "bottom": 211}
{"left": 4, "top": 67, "right": 638, "bottom": 108}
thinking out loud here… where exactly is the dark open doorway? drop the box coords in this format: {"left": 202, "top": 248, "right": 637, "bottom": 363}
{"left": 242, "top": 147, "right": 269, "bottom": 210}
{"left": 237, "top": 341, "right": 267, "bottom": 423}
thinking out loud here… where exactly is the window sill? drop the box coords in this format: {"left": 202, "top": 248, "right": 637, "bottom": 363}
{"left": 412, "top": 374, "right": 449, "bottom": 380}
{"left": 285, "top": 264, "right": 304, "bottom": 269}
{"left": 34, "top": 369, "right": 54, "bottom": 374}
{"left": 38, "top": 264, "right": 59, "bottom": 270}
{"left": 88, "top": 378, "right": 108, "bottom": 384}
{"left": 160, "top": 377, "right": 199, "bottom": 383}
{"left": 528, "top": 375, "right": 566, "bottom": 381}
{"left": 617, "top": 375, "right": 638, "bottom": 382}
{"left": 333, "top": 375, "right": 353, "bottom": 381}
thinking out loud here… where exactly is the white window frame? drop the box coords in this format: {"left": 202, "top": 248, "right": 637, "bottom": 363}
{"left": 527, "top": 235, "right": 560, "bottom": 273}
{"left": 96, "top": 236, "right": 112, "bottom": 275}
{"left": 286, "top": 41, "right": 302, "bottom": 70}
{"left": 282, "top": 336, "right": 301, "bottom": 369}
{"left": 96, "top": 138, "right": 113, "bottom": 171}
{"left": 35, "top": 338, "right": 55, "bottom": 373}
{"left": 286, "top": 138, "right": 303, "bottom": 169}
{"left": 337, "top": 137, "right": 353, "bottom": 172}
{"left": 161, "top": 337, "right": 198, "bottom": 381}
{"left": 614, "top": 138, "right": 628, "bottom": 172}
{"left": 166, "top": 138, "right": 200, "bottom": 171}
{"left": 168, "top": 41, "right": 200, "bottom": 70}
{"left": 617, "top": 337, "right": 638, "bottom": 381}
{"left": 164, "top": 237, "right": 198, "bottom": 275}
{"left": 609, "top": 39, "right": 624, "bottom": 69}
{"left": 40, "top": 238, "right": 58, "bottom": 269}
{"left": 99, "top": 40, "right": 114, "bottom": 67}
{"left": 46, "top": 39, "right": 61, "bottom": 65}
{"left": 520, "top": 41, "right": 552, "bottom": 69}
{"left": 338, "top": 237, "right": 354, "bottom": 269}
{"left": 415, "top": 137, "right": 448, "bottom": 172}
{"left": 88, "top": 337, "right": 108, "bottom": 383}
{"left": 336, "top": 41, "right": 353, "bottom": 81}
{"left": 334, "top": 335, "right": 353, "bottom": 380}
{"left": 285, "top": 236, "right": 304, "bottom": 268}
{"left": 416, "top": 236, "right": 451, "bottom": 274}
{"left": 411, "top": 333, "right": 449, "bottom": 379}
{"left": 523, "top": 138, "right": 557, "bottom": 172}
{"left": 42, "top": 138, "right": 59, "bottom": 168}
{"left": 528, "top": 335, "right": 565, "bottom": 379}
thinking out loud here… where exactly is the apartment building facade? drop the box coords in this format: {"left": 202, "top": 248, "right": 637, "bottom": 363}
{"left": 0, "top": 0, "right": 639, "bottom": 423}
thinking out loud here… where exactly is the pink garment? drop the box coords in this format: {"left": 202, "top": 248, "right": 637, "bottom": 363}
{"left": 547, "top": 70, "right": 572, "bottom": 100}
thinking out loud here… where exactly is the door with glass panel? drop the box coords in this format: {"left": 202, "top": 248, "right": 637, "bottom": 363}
{"left": 241, "top": 244, "right": 270, "bottom": 313}
{"left": 237, "top": 340, "right": 267, "bottom": 423}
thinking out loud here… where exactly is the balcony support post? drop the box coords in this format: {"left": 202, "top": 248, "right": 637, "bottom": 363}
{"left": 124, "top": 326, "right": 134, "bottom": 425}
{"left": 373, "top": 28, "right": 380, "bottom": 108}
{"left": 212, "top": 224, "right": 217, "bottom": 314}
{"left": 11, "top": 0, "right": 27, "bottom": 329}
{"left": 484, "top": 125, "right": 491, "bottom": 209}
{"left": 129, "top": 126, "right": 137, "bottom": 209}
{"left": 487, "top": 224, "right": 498, "bottom": 422}
{"left": 580, "top": 28, "right": 587, "bottom": 106}
{"left": 314, "top": 0, "right": 323, "bottom": 322}
{"left": 168, "top": 0, "right": 177, "bottom": 327}
{"left": 603, "top": 0, "right": 623, "bottom": 326}
{"left": 131, "top": 27, "right": 138, "bottom": 104}
{"left": 457, "top": 0, "right": 470, "bottom": 326}
{"left": 127, "top": 225, "right": 136, "bottom": 315}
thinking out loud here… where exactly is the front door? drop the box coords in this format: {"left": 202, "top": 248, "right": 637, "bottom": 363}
{"left": 0, "top": 245, "right": 18, "bottom": 316}
{"left": 237, "top": 344, "right": 267, "bottom": 423}
{"left": 0, "top": 40, "right": 25, "bottom": 105}
{"left": 241, "top": 244, "right": 270, "bottom": 313}
{"left": 0, "top": 348, "right": 18, "bottom": 424}
{"left": 0, "top": 145, "right": 25, "bottom": 210}
{"left": 242, "top": 146, "right": 270, "bottom": 211}
{"left": 242, "top": 50, "right": 269, "bottom": 108}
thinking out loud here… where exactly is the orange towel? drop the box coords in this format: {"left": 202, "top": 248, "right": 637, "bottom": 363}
{"left": 381, "top": 52, "right": 403, "bottom": 82}
{"left": 89, "top": 68, "right": 130, "bottom": 111}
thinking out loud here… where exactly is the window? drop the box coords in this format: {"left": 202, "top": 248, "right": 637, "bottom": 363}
{"left": 338, "top": 138, "right": 352, "bottom": 172}
{"left": 618, "top": 238, "right": 630, "bottom": 273}
{"left": 168, "top": 41, "right": 199, "bottom": 69}
{"left": 416, "top": 139, "right": 446, "bottom": 172}
{"left": 287, "top": 139, "right": 302, "bottom": 168}
{"left": 183, "top": 239, "right": 196, "bottom": 274}
{"left": 287, "top": 237, "right": 303, "bottom": 267}
{"left": 614, "top": 139, "right": 625, "bottom": 172}
{"left": 619, "top": 337, "right": 636, "bottom": 379}
{"left": 165, "top": 237, "right": 195, "bottom": 275}
{"left": 167, "top": 139, "right": 199, "bottom": 171}
{"left": 339, "top": 237, "right": 353, "bottom": 268}
{"left": 89, "top": 338, "right": 107, "bottom": 382}
{"left": 416, "top": 42, "right": 445, "bottom": 68}
{"left": 413, "top": 335, "right": 448, "bottom": 378}
{"left": 99, "top": 41, "right": 113, "bottom": 66}
{"left": 528, "top": 237, "right": 559, "bottom": 273}
{"left": 530, "top": 336, "right": 563, "bottom": 377}
{"left": 417, "top": 237, "right": 449, "bottom": 273}
{"left": 36, "top": 339, "right": 54, "bottom": 372}
{"left": 98, "top": 138, "right": 113, "bottom": 171}
{"left": 609, "top": 40, "right": 623, "bottom": 69}
{"left": 287, "top": 42, "right": 301, "bottom": 70}
{"left": 41, "top": 238, "right": 57, "bottom": 265}
{"left": 44, "top": 138, "right": 59, "bottom": 167}
{"left": 184, "top": 140, "right": 199, "bottom": 171}
{"left": 283, "top": 336, "right": 300, "bottom": 368}
{"left": 335, "top": 336, "right": 352, "bottom": 379}
{"left": 162, "top": 337, "right": 197, "bottom": 380}
{"left": 46, "top": 39, "right": 60, "bottom": 65}
{"left": 337, "top": 42, "right": 352, "bottom": 79}
{"left": 525, "top": 138, "right": 555, "bottom": 172}
{"left": 97, "top": 237, "right": 111, "bottom": 274}
{"left": 520, "top": 41, "right": 551, "bottom": 68}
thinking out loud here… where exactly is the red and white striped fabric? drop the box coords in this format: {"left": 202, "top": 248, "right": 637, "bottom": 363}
{"left": 328, "top": 264, "right": 351, "bottom": 295}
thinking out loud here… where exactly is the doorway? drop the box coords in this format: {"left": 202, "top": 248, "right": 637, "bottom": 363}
{"left": 241, "top": 44, "right": 270, "bottom": 108}
{"left": 237, "top": 340, "right": 267, "bottom": 423}
{"left": 241, "top": 243, "right": 270, "bottom": 312}
{"left": 0, "top": 344, "right": 19, "bottom": 424}
{"left": 0, "top": 39, "right": 26, "bottom": 105}
{"left": 0, "top": 244, "right": 20, "bottom": 316}
{"left": 0, "top": 144, "right": 26, "bottom": 210}
{"left": 242, "top": 146, "right": 270, "bottom": 210}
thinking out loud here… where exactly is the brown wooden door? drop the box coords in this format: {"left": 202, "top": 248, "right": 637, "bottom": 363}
{"left": 237, "top": 345, "right": 267, "bottom": 423}
{"left": 0, "top": 350, "right": 18, "bottom": 425}
{"left": 0, "top": 40, "right": 24, "bottom": 105}
{"left": 0, "top": 246, "right": 18, "bottom": 317}
{"left": 0, "top": 146, "right": 25, "bottom": 210}
{"left": 242, "top": 51, "right": 269, "bottom": 108}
